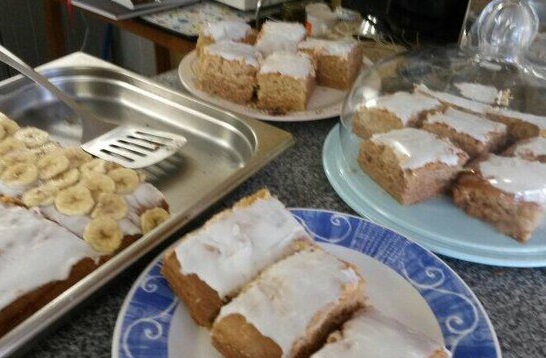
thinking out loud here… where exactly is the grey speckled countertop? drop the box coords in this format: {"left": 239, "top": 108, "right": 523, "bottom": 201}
{"left": 25, "top": 70, "right": 546, "bottom": 358}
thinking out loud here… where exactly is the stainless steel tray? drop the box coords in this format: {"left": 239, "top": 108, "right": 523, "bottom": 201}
{"left": 0, "top": 53, "right": 293, "bottom": 357}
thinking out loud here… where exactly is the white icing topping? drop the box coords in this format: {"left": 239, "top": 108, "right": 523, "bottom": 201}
{"left": 0, "top": 204, "right": 99, "bottom": 311}
{"left": 455, "top": 82, "right": 499, "bottom": 105}
{"left": 260, "top": 51, "right": 314, "bottom": 78}
{"left": 217, "top": 249, "right": 360, "bottom": 357}
{"left": 174, "top": 196, "right": 310, "bottom": 299}
{"left": 312, "top": 308, "right": 450, "bottom": 358}
{"left": 201, "top": 20, "right": 251, "bottom": 42}
{"left": 298, "top": 38, "right": 358, "bottom": 57}
{"left": 514, "top": 137, "right": 546, "bottom": 158}
{"left": 487, "top": 107, "right": 546, "bottom": 130}
{"left": 371, "top": 128, "right": 465, "bottom": 169}
{"left": 362, "top": 91, "right": 441, "bottom": 125}
{"left": 256, "top": 21, "right": 306, "bottom": 56}
{"left": 426, "top": 108, "right": 506, "bottom": 142}
{"left": 415, "top": 84, "right": 491, "bottom": 115}
{"left": 479, "top": 155, "right": 546, "bottom": 204}
{"left": 40, "top": 182, "right": 165, "bottom": 237}
{"left": 205, "top": 42, "right": 261, "bottom": 67}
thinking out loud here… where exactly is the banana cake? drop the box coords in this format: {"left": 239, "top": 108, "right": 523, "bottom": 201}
{"left": 358, "top": 128, "right": 469, "bottom": 205}
{"left": 161, "top": 189, "right": 313, "bottom": 327}
{"left": 0, "top": 198, "right": 101, "bottom": 337}
{"left": 257, "top": 51, "right": 316, "bottom": 114}
{"left": 255, "top": 21, "right": 306, "bottom": 56}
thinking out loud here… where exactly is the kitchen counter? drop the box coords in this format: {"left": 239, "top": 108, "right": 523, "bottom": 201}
{"left": 25, "top": 70, "right": 546, "bottom": 358}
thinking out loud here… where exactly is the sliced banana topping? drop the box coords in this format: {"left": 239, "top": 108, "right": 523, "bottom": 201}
{"left": 54, "top": 185, "right": 95, "bottom": 216}
{"left": 13, "top": 127, "right": 49, "bottom": 148}
{"left": 140, "top": 207, "right": 170, "bottom": 234}
{"left": 109, "top": 167, "right": 140, "bottom": 194}
{"left": 3, "top": 147, "right": 36, "bottom": 165}
{"left": 1, "top": 163, "right": 39, "bottom": 186}
{"left": 91, "top": 192, "right": 128, "bottom": 220}
{"left": 63, "top": 147, "right": 93, "bottom": 168}
{"left": 80, "top": 158, "right": 108, "bottom": 175}
{"left": 37, "top": 153, "right": 70, "bottom": 180}
{"left": 80, "top": 172, "right": 116, "bottom": 199}
{"left": 0, "top": 138, "right": 25, "bottom": 155}
{"left": 22, "top": 184, "right": 59, "bottom": 207}
{"left": 47, "top": 168, "right": 80, "bottom": 189}
{"left": 30, "top": 142, "right": 62, "bottom": 158}
{"left": 0, "top": 113, "right": 20, "bottom": 136}
{"left": 83, "top": 217, "right": 123, "bottom": 254}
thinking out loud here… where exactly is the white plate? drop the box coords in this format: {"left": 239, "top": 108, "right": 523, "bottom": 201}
{"left": 112, "top": 208, "right": 500, "bottom": 358}
{"left": 323, "top": 124, "right": 546, "bottom": 267}
{"left": 178, "top": 50, "right": 350, "bottom": 121}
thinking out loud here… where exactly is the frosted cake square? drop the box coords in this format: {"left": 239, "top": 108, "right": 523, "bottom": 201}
{"left": 196, "top": 20, "right": 256, "bottom": 56}
{"left": 255, "top": 21, "right": 306, "bottom": 56}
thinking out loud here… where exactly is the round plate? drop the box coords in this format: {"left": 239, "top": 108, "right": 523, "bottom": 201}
{"left": 112, "top": 208, "right": 499, "bottom": 358}
{"left": 178, "top": 50, "right": 348, "bottom": 122}
{"left": 323, "top": 124, "right": 546, "bottom": 267}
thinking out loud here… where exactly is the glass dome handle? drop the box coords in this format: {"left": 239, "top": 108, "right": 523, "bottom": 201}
{"left": 476, "top": 0, "right": 539, "bottom": 63}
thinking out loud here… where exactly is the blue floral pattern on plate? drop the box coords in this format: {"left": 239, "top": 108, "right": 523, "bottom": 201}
{"left": 113, "top": 208, "right": 500, "bottom": 358}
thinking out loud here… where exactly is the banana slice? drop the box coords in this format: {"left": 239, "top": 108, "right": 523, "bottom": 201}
{"left": 47, "top": 168, "right": 80, "bottom": 189}
{"left": 3, "top": 147, "right": 36, "bottom": 165}
{"left": 91, "top": 192, "right": 128, "bottom": 220}
{"left": 0, "top": 138, "right": 25, "bottom": 155}
{"left": 63, "top": 147, "right": 93, "bottom": 168}
{"left": 54, "top": 185, "right": 95, "bottom": 216}
{"left": 13, "top": 127, "right": 49, "bottom": 148}
{"left": 80, "top": 172, "right": 116, "bottom": 199}
{"left": 30, "top": 142, "right": 62, "bottom": 158}
{"left": 109, "top": 167, "right": 140, "bottom": 194}
{"left": 22, "top": 184, "right": 59, "bottom": 207}
{"left": 80, "top": 158, "right": 108, "bottom": 175}
{"left": 1, "top": 163, "right": 38, "bottom": 186}
{"left": 140, "top": 207, "right": 170, "bottom": 234}
{"left": 83, "top": 217, "right": 123, "bottom": 254}
{"left": 0, "top": 113, "right": 20, "bottom": 136}
{"left": 37, "top": 153, "right": 70, "bottom": 180}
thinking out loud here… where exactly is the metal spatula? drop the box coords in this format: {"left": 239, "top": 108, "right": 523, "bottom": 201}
{"left": 0, "top": 45, "right": 187, "bottom": 169}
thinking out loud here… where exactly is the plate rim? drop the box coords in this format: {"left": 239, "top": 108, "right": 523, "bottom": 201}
{"left": 322, "top": 124, "right": 546, "bottom": 268}
{"left": 177, "top": 50, "right": 346, "bottom": 122}
{"left": 112, "top": 207, "right": 500, "bottom": 358}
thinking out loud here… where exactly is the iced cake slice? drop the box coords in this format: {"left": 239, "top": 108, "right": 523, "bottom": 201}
{"left": 358, "top": 128, "right": 469, "bottom": 205}
{"left": 422, "top": 107, "right": 507, "bottom": 158}
{"left": 298, "top": 38, "right": 363, "bottom": 90}
{"left": 486, "top": 107, "right": 546, "bottom": 143}
{"left": 415, "top": 83, "right": 492, "bottom": 116}
{"left": 353, "top": 91, "right": 443, "bottom": 139}
{"left": 211, "top": 248, "right": 366, "bottom": 358}
{"left": 504, "top": 136, "right": 546, "bottom": 163}
{"left": 196, "top": 20, "right": 256, "bottom": 56}
{"left": 0, "top": 198, "right": 100, "bottom": 337}
{"left": 161, "top": 189, "right": 313, "bottom": 327}
{"left": 257, "top": 51, "right": 316, "bottom": 113}
{"left": 255, "top": 21, "right": 306, "bottom": 56}
{"left": 196, "top": 41, "right": 261, "bottom": 104}
{"left": 311, "top": 307, "right": 450, "bottom": 358}
{"left": 453, "top": 155, "right": 546, "bottom": 243}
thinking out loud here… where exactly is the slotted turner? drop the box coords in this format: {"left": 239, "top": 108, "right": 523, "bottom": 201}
{"left": 0, "top": 45, "right": 187, "bottom": 169}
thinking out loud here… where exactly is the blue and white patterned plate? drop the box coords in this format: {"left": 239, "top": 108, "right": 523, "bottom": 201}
{"left": 112, "top": 209, "right": 500, "bottom": 358}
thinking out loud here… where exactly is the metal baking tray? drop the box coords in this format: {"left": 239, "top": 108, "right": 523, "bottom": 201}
{"left": 0, "top": 53, "right": 293, "bottom": 357}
